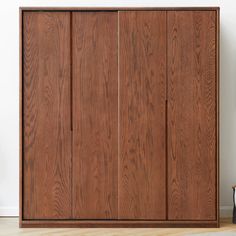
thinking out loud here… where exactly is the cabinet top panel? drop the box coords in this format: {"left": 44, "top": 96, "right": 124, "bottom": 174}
{"left": 20, "top": 7, "right": 220, "bottom": 12}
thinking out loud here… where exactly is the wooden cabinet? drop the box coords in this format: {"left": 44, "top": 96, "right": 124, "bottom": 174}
{"left": 20, "top": 7, "right": 219, "bottom": 227}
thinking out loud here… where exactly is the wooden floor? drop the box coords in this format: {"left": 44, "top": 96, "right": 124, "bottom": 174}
{"left": 0, "top": 218, "right": 235, "bottom": 236}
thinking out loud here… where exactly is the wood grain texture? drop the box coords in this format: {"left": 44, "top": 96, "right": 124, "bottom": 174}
{"left": 20, "top": 8, "right": 219, "bottom": 226}
{"left": 19, "top": 8, "right": 23, "bottom": 224}
{"left": 167, "top": 11, "right": 217, "bottom": 220}
{"left": 119, "top": 11, "right": 167, "bottom": 220}
{"left": 20, "top": 219, "right": 219, "bottom": 228}
{"left": 72, "top": 12, "right": 118, "bottom": 219}
{"left": 23, "top": 12, "right": 71, "bottom": 219}
{"left": 216, "top": 9, "right": 220, "bottom": 224}
{"left": 20, "top": 7, "right": 220, "bottom": 11}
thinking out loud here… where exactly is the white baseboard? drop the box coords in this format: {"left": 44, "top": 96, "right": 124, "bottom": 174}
{"left": 0, "top": 206, "right": 233, "bottom": 218}
{"left": 0, "top": 207, "right": 18, "bottom": 216}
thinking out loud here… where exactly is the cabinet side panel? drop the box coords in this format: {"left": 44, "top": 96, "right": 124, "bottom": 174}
{"left": 119, "top": 11, "right": 167, "bottom": 220}
{"left": 23, "top": 12, "right": 71, "bottom": 219}
{"left": 72, "top": 12, "right": 118, "bottom": 219}
{"left": 167, "top": 11, "right": 216, "bottom": 220}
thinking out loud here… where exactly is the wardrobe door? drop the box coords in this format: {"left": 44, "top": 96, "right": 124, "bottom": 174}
{"left": 23, "top": 12, "right": 71, "bottom": 219}
{"left": 119, "top": 11, "right": 167, "bottom": 219}
{"left": 168, "top": 11, "right": 216, "bottom": 220}
{"left": 72, "top": 12, "right": 118, "bottom": 219}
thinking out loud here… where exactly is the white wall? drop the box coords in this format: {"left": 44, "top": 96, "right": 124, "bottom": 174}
{"left": 0, "top": 0, "right": 235, "bottom": 217}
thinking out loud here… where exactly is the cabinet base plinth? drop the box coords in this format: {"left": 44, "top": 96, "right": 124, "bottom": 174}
{"left": 20, "top": 220, "right": 219, "bottom": 228}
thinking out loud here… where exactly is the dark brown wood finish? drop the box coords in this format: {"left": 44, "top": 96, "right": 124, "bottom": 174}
{"left": 23, "top": 12, "right": 71, "bottom": 219}
{"left": 19, "top": 8, "right": 23, "bottom": 226}
{"left": 20, "top": 7, "right": 220, "bottom": 11}
{"left": 216, "top": 9, "right": 220, "bottom": 225}
{"left": 167, "top": 11, "right": 217, "bottom": 220}
{"left": 20, "top": 8, "right": 219, "bottom": 228}
{"left": 119, "top": 11, "right": 167, "bottom": 220}
{"left": 20, "top": 220, "right": 218, "bottom": 228}
{"left": 72, "top": 12, "right": 118, "bottom": 219}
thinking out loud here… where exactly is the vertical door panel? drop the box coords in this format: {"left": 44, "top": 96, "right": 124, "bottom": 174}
{"left": 72, "top": 12, "right": 118, "bottom": 219}
{"left": 23, "top": 12, "right": 71, "bottom": 219}
{"left": 119, "top": 11, "right": 167, "bottom": 219}
{"left": 168, "top": 11, "right": 216, "bottom": 220}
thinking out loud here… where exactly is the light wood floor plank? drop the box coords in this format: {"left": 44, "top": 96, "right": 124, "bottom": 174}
{"left": 0, "top": 218, "right": 235, "bottom": 236}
